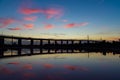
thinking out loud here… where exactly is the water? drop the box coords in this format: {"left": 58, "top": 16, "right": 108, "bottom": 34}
{"left": 0, "top": 52, "right": 120, "bottom": 80}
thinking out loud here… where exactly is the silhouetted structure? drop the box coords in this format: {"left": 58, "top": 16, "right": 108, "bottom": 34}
{"left": 0, "top": 35, "right": 120, "bottom": 58}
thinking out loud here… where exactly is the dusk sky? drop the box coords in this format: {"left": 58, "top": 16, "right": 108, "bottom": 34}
{"left": 0, "top": 0, "right": 120, "bottom": 40}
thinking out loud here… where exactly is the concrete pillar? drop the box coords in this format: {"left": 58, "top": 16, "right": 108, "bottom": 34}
{"left": 0, "top": 36, "right": 4, "bottom": 46}
{"left": 55, "top": 40, "right": 57, "bottom": 53}
{"left": 47, "top": 40, "right": 50, "bottom": 53}
{"left": 71, "top": 40, "right": 74, "bottom": 45}
{"left": 18, "top": 38, "right": 22, "bottom": 56}
{"left": 18, "top": 38, "right": 22, "bottom": 46}
{"left": 79, "top": 40, "right": 81, "bottom": 44}
{"left": 66, "top": 40, "right": 69, "bottom": 53}
{"left": 61, "top": 40, "right": 63, "bottom": 53}
{"left": 40, "top": 40, "right": 43, "bottom": 53}
{"left": 71, "top": 40, "right": 74, "bottom": 52}
{"left": 0, "top": 37, "right": 4, "bottom": 57}
{"left": 18, "top": 48, "right": 21, "bottom": 56}
{"left": 30, "top": 39, "right": 33, "bottom": 54}
{"left": 31, "top": 39, "right": 33, "bottom": 45}
{"left": 30, "top": 48, "right": 33, "bottom": 55}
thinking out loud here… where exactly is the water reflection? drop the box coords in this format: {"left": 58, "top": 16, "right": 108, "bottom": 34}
{"left": 1, "top": 48, "right": 120, "bottom": 58}
{"left": 0, "top": 53, "right": 120, "bottom": 80}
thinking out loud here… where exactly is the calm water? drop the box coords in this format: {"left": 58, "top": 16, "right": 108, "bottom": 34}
{"left": 0, "top": 52, "right": 120, "bottom": 80}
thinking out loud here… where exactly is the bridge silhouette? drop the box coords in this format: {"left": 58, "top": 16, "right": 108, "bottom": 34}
{"left": 0, "top": 35, "right": 120, "bottom": 58}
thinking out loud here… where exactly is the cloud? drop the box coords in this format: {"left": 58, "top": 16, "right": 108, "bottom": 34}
{"left": 19, "top": 7, "right": 63, "bottom": 19}
{"left": 8, "top": 27, "right": 21, "bottom": 30}
{"left": 19, "top": 7, "right": 43, "bottom": 15}
{"left": 44, "top": 24, "right": 54, "bottom": 30}
{"left": 64, "top": 22, "right": 88, "bottom": 28}
{"left": 23, "top": 16, "right": 37, "bottom": 21}
{"left": 0, "top": 18, "right": 15, "bottom": 28}
{"left": 62, "top": 19, "right": 68, "bottom": 22}
{"left": 24, "top": 24, "right": 34, "bottom": 29}
{"left": 44, "top": 8, "right": 63, "bottom": 19}
{"left": 43, "top": 63, "right": 54, "bottom": 69}
{"left": 64, "top": 23, "right": 76, "bottom": 28}
{"left": 79, "top": 22, "right": 88, "bottom": 26}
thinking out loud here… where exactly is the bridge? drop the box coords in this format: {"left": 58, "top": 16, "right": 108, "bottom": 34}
{"left": 0, "top": 35, "right": 119, "bottom": 58}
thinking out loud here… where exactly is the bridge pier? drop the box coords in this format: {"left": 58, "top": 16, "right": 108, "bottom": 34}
{"left": 40, "top": 40, "right": 43, "bottom": 53}
{"left": 71, "top": 40, "right": 74, "bottom": 52}
{"left": 0, "top": 35, "right": 109, "bottom": 57}
{"left": 66, "top": 40, "right": 69, "bottom": 53}
{"left": 30, "top": 39, "right": 33, "bottom": 55}
{"left": 61, "top": 40, "right": 63, "bottom": 53}
{"left": 18, "top": 38, "right": 22, "bottom": 55}
{"left": 55, "top": 40, "right": 57, "bottom": 53}
{"left": 48, "top": 40, "right": 50, "bottom": 53}
{"left": 0, "top": 37, "right": 4, "bottom": 57}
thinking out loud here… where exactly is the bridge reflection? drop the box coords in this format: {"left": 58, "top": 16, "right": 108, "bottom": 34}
{"left": 0, "top": 35, "right": 120, "bottom": 58}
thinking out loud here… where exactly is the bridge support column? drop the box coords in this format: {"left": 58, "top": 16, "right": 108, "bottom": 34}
{"left": 79, "top": 40, "right": 81, "bottom": 44}
{"left": 18, "top": 38, "right": 22, "bottom": 55}
{"left": 0, "top": 37, "right": 4, "bottom": 57}
{"left": 30, "top": 39, "right": 33, "bottom": 55}
{"left": 61, "top": 40, "right": 63, "bottom": 53}
{"left": 66, "top": 40, "right": 69, "bottom": 53}
{"left": 48, "top": 40, "right": 50, "bottom": 53}
{"left": 40, "top": 40, "right": 43, "bottom": 53}
{"left": 55, "top": 40, "right": 57, "bottom": 53}
{"left": 71, "top": 40, "right": 74, "bottom": 52}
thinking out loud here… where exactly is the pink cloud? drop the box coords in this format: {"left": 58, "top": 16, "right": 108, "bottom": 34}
{"left": 62, "top": 19, "right": 68, "bottom": 22}
{"left": 43, "top": 63, "right": 54, "bottom": 69}
{"left": 8, "top": 27, "right": 21, "bottom": 30}
{"left": 44, "top": 24, "right": 54, "bottom": 30}
{"left": 23, "top": 64, "right": 32, "bottom": 70}
{"left": 44, "top": 8, "right": 63, "bottom": 19}
{"left": 78, "top": 22, "right": 88, "bottom": 26}
{"left": 23, "top": 16, "right": 37, "bottom": 21}
{"left": 19, "top": 7, "right": 43, "bottom": 15}
{"left": 19, "top": 7, "right": 63, "bottom": 19}
{"left": 0, "top": 18, "right": 15, "bottom": 28}
{"left": 24, "top": 24, "right": 34, "bottom": 29}
{"left": 64, "top": 23, "right": 76, "bottom": 28}
{"left": 64, "top": 22, "right": 88, "bottom": 28}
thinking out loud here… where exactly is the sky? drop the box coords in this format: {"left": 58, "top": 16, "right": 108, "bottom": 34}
{"left": 0, "top": 0, "right": 120, "bottom": 40}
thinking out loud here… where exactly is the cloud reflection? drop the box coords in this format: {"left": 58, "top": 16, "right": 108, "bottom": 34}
{"left": 64, "top": 65, "right": 88, "bottom": 71}
{"left": 23, "top": 72, "right": 36, "bottom": 78}
{"left": 64, "top": 65, "right": 77, "bottom": 71}
{"left": 43, "top": 63, "right": 54, "bottom": 69}
{"left": 23, "top": 64, "right": 33, "bottom": 70}
{"left": 0, "top": 66, "right": 14, "bottom": 75}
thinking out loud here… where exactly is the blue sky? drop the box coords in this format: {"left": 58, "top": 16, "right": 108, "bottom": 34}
{"left": 0, "top": 0, "right": 120, "bottom": 40}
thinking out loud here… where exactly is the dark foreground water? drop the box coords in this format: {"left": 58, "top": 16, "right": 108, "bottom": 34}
{"left": 0, "top": 52, "right": 120, "bottom": 80}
